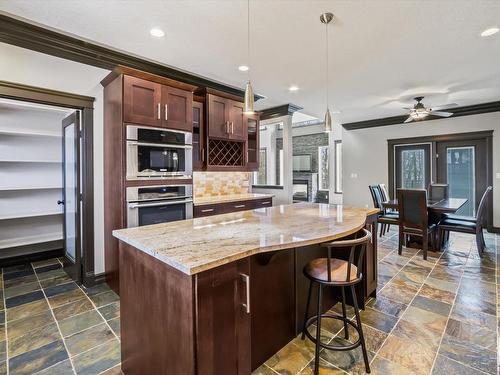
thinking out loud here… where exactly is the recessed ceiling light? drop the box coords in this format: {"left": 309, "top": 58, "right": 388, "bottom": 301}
{"left": 289, "top": 85, "right": 299, "bottom": 92}
{"left": 481, "top": 27, "right": 499, "bottom": 37}
{"left": 238, "top": 65, "right": 249, "bottom": 72}
{"left": 150, "top": 28, "right": 165, "bottom": 38}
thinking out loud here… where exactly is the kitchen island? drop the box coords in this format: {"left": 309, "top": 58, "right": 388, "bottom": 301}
{"left": 113, "top": 203, "right": 379, "bottom": 375}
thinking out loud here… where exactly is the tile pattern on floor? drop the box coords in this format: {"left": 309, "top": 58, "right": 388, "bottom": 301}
{"left": 254, "top": 229, "right": 499, "bottom": 375}
{"left": 0, "top": 230, "right": 497, "bottom": 375}
{"left": 0, "top": 257, "right": 121, "bottom": 374}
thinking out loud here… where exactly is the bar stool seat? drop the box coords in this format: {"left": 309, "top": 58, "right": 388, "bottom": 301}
{"left": 301, "top": 228, "right": 372, "bottom": 375}
{"left": 304, "top": 258, "right": 360, "bottom": 285}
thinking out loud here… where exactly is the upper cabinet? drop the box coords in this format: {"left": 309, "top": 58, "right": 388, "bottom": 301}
{"left": 207, "top": 94, "right": 247, "bottom": 141}
{"left": 123, "top": 76, "right": 162, "bottom": 127}
{"left": 192, "top": 100, "right": 205, "bottom": 171}
{"left": 162, "top": 86, "right": 193, "bottom": 132}
{"left": 228, "top": 100, "right": 246, "bottom": 141}
{"left": 246, "top": 113, "right": 260, "bottom": 171}
{"left": 123, "top": 75, "right": 193, "bottom": 131}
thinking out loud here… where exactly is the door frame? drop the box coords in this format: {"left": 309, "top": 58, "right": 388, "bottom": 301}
{"left": 388, "top": 130, "right": 494, "bottom": 232}
{"left": 0, "top": 80, "right": 96, "bottom": 285}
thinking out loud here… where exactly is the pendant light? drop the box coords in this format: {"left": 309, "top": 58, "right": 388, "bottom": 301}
{"left": 244, "top": 0, "right": 255, "bottom": 114}
{"left": 320, "top": 12, "right": 334, "bottom": 132}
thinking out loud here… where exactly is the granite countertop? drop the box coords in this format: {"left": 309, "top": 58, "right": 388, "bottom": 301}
{"left": 113, "top": 203, "right": 379, "bottom": 275}
{"left": 193, "top": 193, "right": 274, "bottom": 206}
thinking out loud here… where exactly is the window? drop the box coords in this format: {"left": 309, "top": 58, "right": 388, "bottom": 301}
{"left": 318, "top": 146, "right": 329, "bottom": 191}
{"left": 334, "top": 141, "right": 342, "bottom": 193}
{"left": 394, "top": 144, "right": 431, "bottom": 194}
{"left": 257, "top": 149, "right": 267, "bottom": 185}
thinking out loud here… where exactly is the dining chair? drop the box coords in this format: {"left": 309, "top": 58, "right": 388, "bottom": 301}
{"left": 397, "top": 189, "right": 436, "bottom": 260}
{"left": 379, "top": 183, "right": 390, "bottom": 202}
{"left": 369, "top": 185, "right": 398, "bottom": 237}
{"left": 428, "top": 183, "right": 449, "bottom": 201}
{"left": 438, "top": 186, "right": 492, "bottom": 256}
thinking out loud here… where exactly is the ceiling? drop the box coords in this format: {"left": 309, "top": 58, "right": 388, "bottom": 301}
{"left": 1, "top": 0, "right": 500, "bottom": 124}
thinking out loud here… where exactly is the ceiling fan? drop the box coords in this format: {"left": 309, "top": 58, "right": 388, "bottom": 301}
{"left": 403, "top": 96, "right": 456, "bottom": 123}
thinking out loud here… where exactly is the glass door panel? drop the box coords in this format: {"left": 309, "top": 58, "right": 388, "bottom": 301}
{"left": 394, "top": 144, "right": 431, "bottom": 196}
{"left": 446, "top": 146, "right": 475, "bottom": 216}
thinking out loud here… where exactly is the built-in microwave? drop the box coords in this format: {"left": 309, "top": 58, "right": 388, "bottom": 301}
{"left": 126, "top": 125, "right": 193, "bottom": 180}
{"left": 126, "top": 184, "right": 193, "bottom": 228}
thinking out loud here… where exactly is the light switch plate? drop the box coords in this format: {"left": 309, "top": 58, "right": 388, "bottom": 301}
{"left": 496, "top": 172, "right": 500, "bottom": 179}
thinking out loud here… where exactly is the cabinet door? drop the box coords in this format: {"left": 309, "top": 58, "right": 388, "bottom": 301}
{"left": 207, "top": 94, "right": 230, "bottom": 139}
{"left": 196, "top": 259, "right": 251, "bottom": 375}
{"left": 192, "top": 101, "right": 205, "bottom": 170}
{"left": 229, "top": 100, "right": 246, "bottom": 141}
{"left": 162, "top": 86, "right": 193, "bottom": 132}
{"left": 246, "top": 113, "right": 260, "bottom": 171}
{"left": 123, "top": 76, "right": 162, "bottom": 127}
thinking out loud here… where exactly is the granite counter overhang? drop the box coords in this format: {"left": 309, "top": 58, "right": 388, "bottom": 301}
{"left": 113, "top": 203, "right": 380, "bottom": 276}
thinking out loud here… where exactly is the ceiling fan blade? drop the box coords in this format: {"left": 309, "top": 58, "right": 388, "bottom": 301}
{"left": 431, "top": 103, "right": 459, "bottom": 110}
{"left": 404, "top": 116, "right": 414, "bottom": 123}
{"left": 402, "top": 107, "right": 413, "bottom": 110}
{"left": 431, "top": 111, "right": 453, "bottom": 117}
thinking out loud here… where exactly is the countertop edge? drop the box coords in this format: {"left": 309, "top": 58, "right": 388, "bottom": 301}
{"left": 193, "top": 193, "right": 275, "bottom": 206}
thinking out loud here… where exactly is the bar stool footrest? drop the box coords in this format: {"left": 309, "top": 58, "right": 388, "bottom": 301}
{"left": 304, "top": 314, "right": 363, "bottom": 351}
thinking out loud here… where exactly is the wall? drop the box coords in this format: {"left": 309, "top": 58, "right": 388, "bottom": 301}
{"left": 193, "top": 172, "right": 250, "bottom": 199}
{"left": 0, "top": 42, "right": 110, "bottom": 273}
{"left": 342, "top": 111, "right": 500, "bottom": 226}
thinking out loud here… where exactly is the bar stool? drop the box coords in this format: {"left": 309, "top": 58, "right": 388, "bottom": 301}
{"left": 301, "top": 228, "right": 372, "bottom": 374}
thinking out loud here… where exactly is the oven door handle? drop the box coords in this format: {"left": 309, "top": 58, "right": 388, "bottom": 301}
{"left": 128, "top": 199, "right": 193, "bottom": 209}
{"left": 128, "top": 141, "right": 193, "bottom": 149}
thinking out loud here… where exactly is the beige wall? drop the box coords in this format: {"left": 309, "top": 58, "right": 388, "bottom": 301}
{"left": 342, "top": 111, "right": 500, "bottom": 226}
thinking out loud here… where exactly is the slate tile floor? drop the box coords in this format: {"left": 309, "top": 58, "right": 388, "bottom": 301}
{"left": 0, "top": 230, "right": 497, "bottom": 374}
{"left": 254, "top": 230, "right": 499, "bottom": 375}
{"left": 0, "top": 258, "right": 121, "bottom": 374}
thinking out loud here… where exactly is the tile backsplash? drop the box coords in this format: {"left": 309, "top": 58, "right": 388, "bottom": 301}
{"left": 193, "top": 172, "right": 250, "bottom": 198}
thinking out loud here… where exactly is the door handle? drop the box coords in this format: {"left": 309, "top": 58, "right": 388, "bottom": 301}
{"left": 157, "top": 103, "right": 161, "bottom": 120}
{"left": 57, "top": 200, "right": 65, "bottom": 205}
{"left": 165, "top": 104, "right": 168, "bottom": 120}
{"left": 240, "top": 273, "right": 250, "bottom": 314}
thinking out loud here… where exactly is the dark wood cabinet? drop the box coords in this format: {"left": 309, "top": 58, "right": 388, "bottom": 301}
{"left": 192, "top": 101, "right": 205, "bottom": 170}
{"left": 228, "top": 100, "right": 246, "bottom": 141}
{"left": 162, "top": 85, "right": 193, "bottom": 132}
{"left": 123, "top": 76, "right": 162, "bottom": 127}
{"left": 246, "top": 113, "right": 260, "bottom": 171}
{"left": 196, "top": 259, "right": 251, "bottom": 375}
{"left": 193, "top": 197, "right": 273, "bottom": 218}
{"left": 207, "top": 94, "right": 230, "bottom": 139}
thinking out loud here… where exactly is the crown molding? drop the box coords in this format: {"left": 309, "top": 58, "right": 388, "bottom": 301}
{"left": 259, "top": 103, "right": 303, "bottom": 120}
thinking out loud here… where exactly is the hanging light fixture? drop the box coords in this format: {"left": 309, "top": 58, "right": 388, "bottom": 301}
{"left": 320, "top": 12, "right": 334, "bottom": 132}
{"left": 244, "top": 0, "right": 255, "bottom": 114}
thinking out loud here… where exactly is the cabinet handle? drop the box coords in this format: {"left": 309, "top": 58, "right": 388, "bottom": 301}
{"left": 231, "top": 122, "right": 234, "bottom": 134}
{"left": 157, "top": 103, "right": 161, "bottom": 120}
{"left": 201, "top": 208, "right": 214, "bottom": 213}
{"left": 225, "top": 121, "right": 230, "bottom": 134}
{"left": 201, "top": 148, "right": 205, "bottom": 162}
{"left": 234, "top": 204, "right": 246, "bottom": 208}
{"left": 165, "top": 104, "right": 168, "bottom": 120}
{"left": 261, "top": 201, "right": 271, "bottom": 205}
{"left": 240, "top": 273, "right": 250, "bottom": 314}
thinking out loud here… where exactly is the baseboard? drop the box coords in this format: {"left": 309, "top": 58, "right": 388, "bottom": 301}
{"left": 0, "top": 248, "right": 64, "bottom": 268}
{"left": 83, "top": 271, "right": 107, "bottom": 288}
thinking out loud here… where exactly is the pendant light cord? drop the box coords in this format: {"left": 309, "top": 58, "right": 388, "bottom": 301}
{"left": 247, "top": 0, "right": 251, "bottom": 82}
{"left": 325, "top": 21, "right": 329, "bottom": 110}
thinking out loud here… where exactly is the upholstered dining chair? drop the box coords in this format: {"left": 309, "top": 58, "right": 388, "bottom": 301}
{"left": 369, "top": 185, "right": 398, "bottom": 237}
{"left": 397, "top": 189, "right": 436, "bottom": 260}
{"left": 438, "top": 186, "right": 492, "bottom": 256}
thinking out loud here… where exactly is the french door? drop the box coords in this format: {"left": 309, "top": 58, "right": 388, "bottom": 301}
{"left": 436, "top": 139, "right": 487, "bottom": 217}
{"left": 394, "top": 143, "right": 431, "bottom": 195}
{"left": 61, "top": 111, "right": 82, "bottom": 282}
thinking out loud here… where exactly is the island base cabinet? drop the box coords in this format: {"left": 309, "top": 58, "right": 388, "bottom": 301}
{"left": 196, "top": 259, "right": 251, "bottom": 375}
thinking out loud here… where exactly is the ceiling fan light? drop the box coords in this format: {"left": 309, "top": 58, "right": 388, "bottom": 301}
{"left": 323, "top": 108, "right": 332, "bottom": 132}
{"left": 243, "top": 80, "right": 255, "bottom": 114}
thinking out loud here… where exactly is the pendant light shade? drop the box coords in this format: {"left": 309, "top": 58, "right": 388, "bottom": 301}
{"left": 324, "top": 107, "right": 332, "bottom": 132}
{"left": 320, "top": 12, "right": 334, "bottom": 132}
{"left": 244, "top": 80, "right": 254, "bottom": 114}
{"left": 243, "top": 0, "right": 255, "bottom": 114}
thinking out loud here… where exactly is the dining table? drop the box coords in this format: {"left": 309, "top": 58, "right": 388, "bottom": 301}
{"left": 382, "top": 197, "right": 468, "bottom": 250}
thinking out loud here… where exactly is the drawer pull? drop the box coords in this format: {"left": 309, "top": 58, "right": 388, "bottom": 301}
{"left": 201, "top": 208, "right": 214, "bottom": 213}
{"left": 261, "top": 201, "right": 271, "bottom": 205}
{"left": 234, "top": 204, "right": 246, "bottom": 208}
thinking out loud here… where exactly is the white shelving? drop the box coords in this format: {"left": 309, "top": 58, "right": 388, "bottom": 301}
{"left": 0, "top": 100, "right": 66, "bottom": 252}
